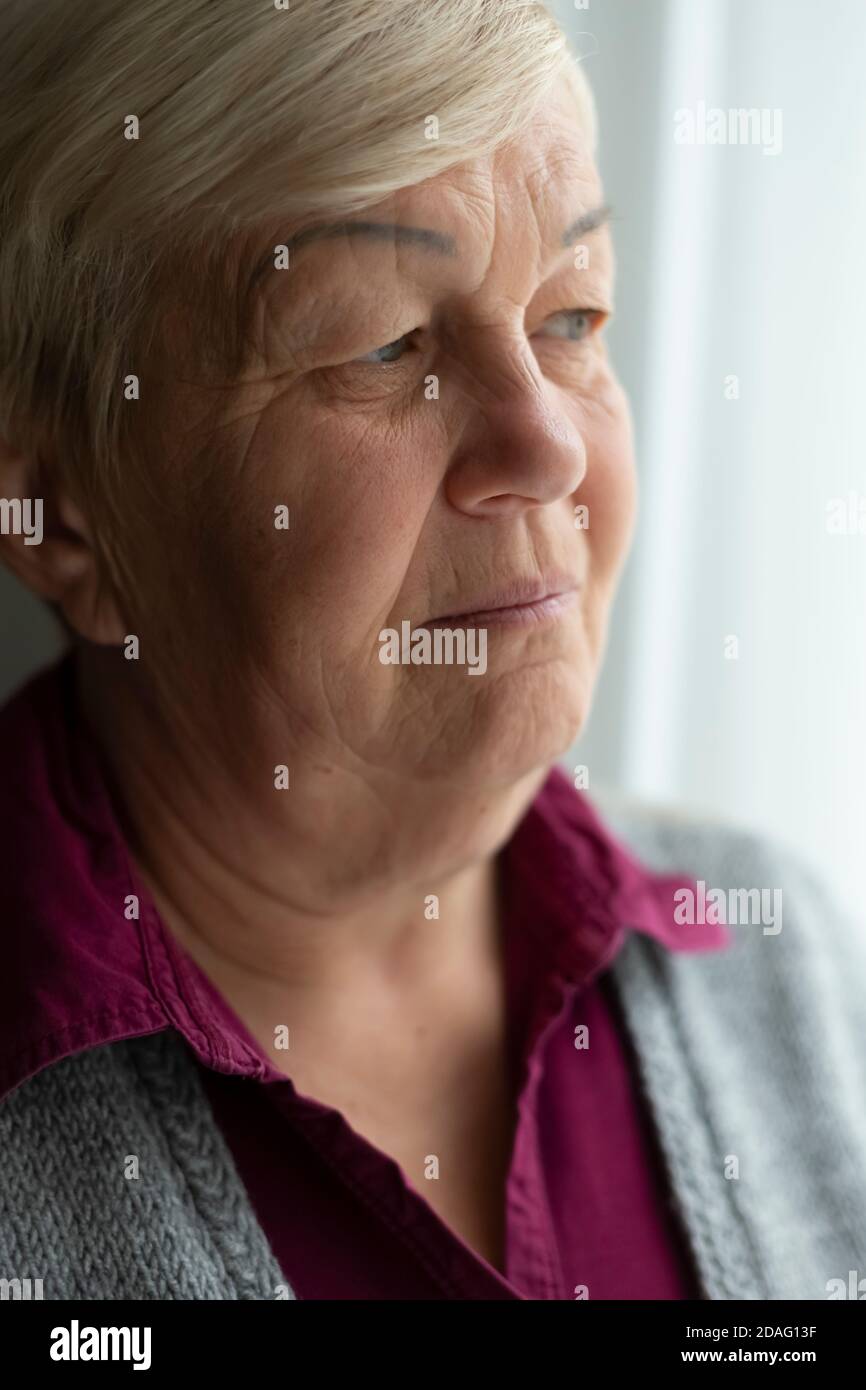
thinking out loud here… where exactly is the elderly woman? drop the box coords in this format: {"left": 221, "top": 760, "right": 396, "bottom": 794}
{"left": 0, "top": 0, "right": 864, "bottom": 1304}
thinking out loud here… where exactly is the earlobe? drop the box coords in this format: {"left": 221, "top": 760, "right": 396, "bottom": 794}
{"left": 0, "top": 438, "right": 126, "bottom": 644}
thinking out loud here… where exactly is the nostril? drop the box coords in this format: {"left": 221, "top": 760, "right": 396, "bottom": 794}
{"left": 470, "top": 493, "right": 548, "bottom": 517}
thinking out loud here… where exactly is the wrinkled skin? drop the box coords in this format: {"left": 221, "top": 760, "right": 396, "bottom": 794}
{"left": 0, "top": 70, "right": 636, "bottom": 993}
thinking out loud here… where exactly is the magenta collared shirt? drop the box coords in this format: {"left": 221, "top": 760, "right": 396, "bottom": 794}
{"left": 0, "top": 656, "right": 729, "bottom": 1300}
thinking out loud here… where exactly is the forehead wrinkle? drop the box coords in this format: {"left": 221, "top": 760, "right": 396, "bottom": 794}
{"left": 250, "top": 145, "right": 611, "bottom": 351}
{"left": 291, "top": 221, "right": 458, "bottom": 257}
{"left": 250, "top": 221, "right": 458, "bottom": 297}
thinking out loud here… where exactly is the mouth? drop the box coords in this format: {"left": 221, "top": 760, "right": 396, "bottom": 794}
{"left": 421, "top": 579, "right": 581, "bottom": 630}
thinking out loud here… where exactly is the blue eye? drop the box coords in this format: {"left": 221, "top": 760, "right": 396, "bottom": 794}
{"left": 356, "top": 335, "right": 411, "bottom": 364}
{"left": 536, "top": 309, "right": 600, "bottom": 342}
{"left": 353, "top": 308, "right": 602, "bottom": 368}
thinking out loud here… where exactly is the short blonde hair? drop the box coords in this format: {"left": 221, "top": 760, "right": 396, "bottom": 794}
{"left": 0, "top": 0, "right": 595, "bottom": 519}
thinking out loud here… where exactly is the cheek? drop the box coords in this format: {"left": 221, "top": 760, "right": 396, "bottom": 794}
{"left": 578, "top": 380, "right": 637, "bottom": 581}
{"left": 211, "top": 396, "right": 444, "bottom": 663}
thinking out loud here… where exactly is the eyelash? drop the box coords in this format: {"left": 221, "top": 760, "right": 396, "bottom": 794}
{"left": 352, "top": 308, "right": 607, "bottom": 367}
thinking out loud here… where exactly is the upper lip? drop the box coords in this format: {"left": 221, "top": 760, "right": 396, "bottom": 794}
{"left": 423, "top": 574, "right": 581, "bottom": 624}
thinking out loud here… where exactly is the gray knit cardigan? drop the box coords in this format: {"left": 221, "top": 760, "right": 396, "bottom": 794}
{"left": 2, "top": 800, "right": 865, "bottom": 1301}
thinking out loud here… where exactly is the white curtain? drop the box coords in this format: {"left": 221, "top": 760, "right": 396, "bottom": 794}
{"left": 555, "top": 0, "right": 866, "bottom": 916}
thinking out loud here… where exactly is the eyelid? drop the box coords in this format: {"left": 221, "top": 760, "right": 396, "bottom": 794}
{"left": 348, "top": 305, "right": 610, "bottom": 370}
{"left": 352, "top": 329, "right": 420, "bottom": 366}
{"left": 545, "top": 306, "right": 609, "bottom": 325}
{"left": 531, "top": 307, "right": 609, "bottom": 338}
{"left": 366, "top": 334, "right": 412, "bottom": 359}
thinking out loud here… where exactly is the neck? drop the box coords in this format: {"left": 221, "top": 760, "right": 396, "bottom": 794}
{"left": 75, "top": 648, "right": 544, "bottom": 1057}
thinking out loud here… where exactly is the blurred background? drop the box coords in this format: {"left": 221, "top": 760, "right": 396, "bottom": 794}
{"left": 550, "top": 0, "right": 866, "bottom": 915}
{"left": 2, "top": 0, "right": 865, "bottom": 914}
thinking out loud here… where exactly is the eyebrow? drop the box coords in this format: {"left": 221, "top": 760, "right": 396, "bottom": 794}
{"left": 251, "top": 203, "right": 611, "bottom": 287}
{"left": 561, "top": 204, "right": 612, "bottom": 245}
{"left": 287, "top": 220, "right": 458, "bottom": 257}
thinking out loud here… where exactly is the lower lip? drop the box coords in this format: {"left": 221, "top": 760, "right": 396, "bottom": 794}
{"left": 423, "top": 589, "right": 580, "bottom": 629}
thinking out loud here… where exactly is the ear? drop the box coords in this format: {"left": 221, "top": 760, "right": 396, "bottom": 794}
{"left": 0, "top": 436, "right": 126, "bottom": 644}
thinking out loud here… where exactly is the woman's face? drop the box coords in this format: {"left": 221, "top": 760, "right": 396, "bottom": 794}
{"left": 116, "top": 74, "right": 636, "bottom": 803}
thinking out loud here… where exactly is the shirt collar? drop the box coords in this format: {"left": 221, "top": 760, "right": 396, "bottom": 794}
{"left": 0, "top": 656, "right": 728, "bottom": 1103}
{"left": 502, "top": 765, "right": 729, "bottom": 993}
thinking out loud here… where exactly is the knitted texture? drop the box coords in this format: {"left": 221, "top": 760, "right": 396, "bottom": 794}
{"left": 1, "top": 803, "right": 865, "bottom": 1300}
{"left": 0, "top": 1029, "right": 293, "bottom": 1299}
{"left": 600, "top": 799, "right": 866, "bottom": 1301}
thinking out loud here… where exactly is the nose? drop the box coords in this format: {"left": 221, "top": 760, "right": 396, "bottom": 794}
{"left": 442, "top": 324, "right": 588, "bottom": 518}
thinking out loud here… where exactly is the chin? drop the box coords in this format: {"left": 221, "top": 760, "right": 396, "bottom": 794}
{"left": 395, "top": 659, "right": 595, "bottom": 790}
{"left": 486, "top": 673, "right": 591, "bottom": 784}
